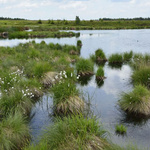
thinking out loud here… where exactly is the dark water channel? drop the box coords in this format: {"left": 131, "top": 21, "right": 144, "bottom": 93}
{"left": 1, "top": 29, "right": 150, "bottom": 149}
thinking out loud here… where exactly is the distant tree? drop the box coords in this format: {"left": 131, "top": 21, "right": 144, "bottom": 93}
{"left": 75, "top": 16, "right": 80, "bottom": 25}
{"left": 37, "top": 19, "right": 42, "bottom": 24}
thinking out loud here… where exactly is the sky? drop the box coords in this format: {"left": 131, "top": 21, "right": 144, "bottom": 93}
{"left": 0, "top": 0, "right": 150, "bottom": 20}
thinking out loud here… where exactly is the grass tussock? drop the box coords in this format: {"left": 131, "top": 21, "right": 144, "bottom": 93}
{"left": 108, "top": 53, "right": 123, "bottom": 64}
{"left": 115, "top": 124, "right": 127, "bottom": 134}
{"left": 0, "top": 111, "right": 30, "bottom": 150}
{"left": 39, "top": 115, "right": 108, "bottom": 150}
{"left": 96, "top": 67, "right": 105, "bottom": 81}
{"left": 119, "top": 85, "right": 150, "bottom": 116}
{"left": 132, "top": 66, "right": 150, "bottom": 88}
{"left": 95, "top": 49, "right": 107, "bottom": 62}
{"left": 123, "top": 51, "right": 133, "bottom": 62}
{"left": 77, "top": 40, "right": 82, "bottom": 47}
{"left": 76, "top": 58, "right": 94, "bottom": 76}
{"left": 52, "top": 79, "right": 84, "bottom": 115}
{"left": 42, "top": 71, "right": 59, "bottom": 87}
{"left": 0, "top": 87, "right": 33, "bottom": 116}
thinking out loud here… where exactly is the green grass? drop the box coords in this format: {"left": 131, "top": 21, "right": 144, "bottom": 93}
{"left": 132, "top": 53, "right": 150, "bottom": 70}
{"left": 0, "top": 87, "right": 33, "bottom": 116}
{"left": 0, "top": 41, "right": 81, "bottom": 148}
{"left": 76, "top": 58, "right": 94, "bottom": 74}
{"left": 77, "top": 40, "right": 82, "bottom": 47}
{"left": 0, "top": 111, "right": 30, "bottom": 150}
{"left": 132, "top": 66, "right": 150, "bottom": 87}
{"left": 115, "top": 124, "right": 127, "bottom": 134}
{"left": 95, "top": 49, "right": 107, "bottom": 60}
{"left": 31, "top": 115, "right": 108, "bottom": 150}
{"left": 52, "top": 79, "right": 79, "bottom": 104}
{"left": 108, "top": 53, "right": 123, "bottom": 64}
{"left": 104, "top": 143, "right": 142, "bottom": 150}
{"left": 1, "top": 19, "right": 150, "bottom": 32}
{"left": 123, "top": 51, "right": 133, "bottom": 62}
{"left": 119, "top": 85, "right": 150, "bottom": 116}
{"left": 96, "top": 67, "right": 104, "bottom": 77}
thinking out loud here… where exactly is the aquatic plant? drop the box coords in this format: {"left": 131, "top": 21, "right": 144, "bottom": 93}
{"left": 90, "top": 54, "right": 96, "bottom": 62}
{"left": 76, "top": 58, "right": 94, "bottom": 76}
{"left": 108, "top": 53, "right": 123, "bottom": 64}
{"left": 132, "top": 66, "right": 150, "bottom": 88}
{"left": 123, "top": 51, "right": 133, "bottom": 62}
{"left": 77, "top": 40, "right": 82, "bottom": 47}
{"left": 96, "top": 67, "right": 105, "bottom": 81}
{"left": 119, "top": 85, "right": 150, "bottom": 116}
{"left": 95, "top": 49, "right": 107, "bottom": 63}
{"left": 0, "top": 111, "right": 30, "bottom": 150}
{"left": 132, "top": 53, "right": 150, "bottom": 70}
{"left": 115, "top": 124, "right": 127, "bottom": 134}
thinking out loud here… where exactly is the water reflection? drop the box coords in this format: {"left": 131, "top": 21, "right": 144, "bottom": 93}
{"left": 119, "top": 109, "right": 149, "bottom": 126}
{"left": 96, "top": 79, "right": 104, "bottom": 88}
{"left": 78, "top": 75, "right": 94, "bottom": 86}
{"left": 29, "top": 94, "right": 53, "bottom": 142}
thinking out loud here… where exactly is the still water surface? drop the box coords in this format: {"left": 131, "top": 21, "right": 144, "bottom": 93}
{"left": 1, "top": 29, "right": 150, "bottom": 148}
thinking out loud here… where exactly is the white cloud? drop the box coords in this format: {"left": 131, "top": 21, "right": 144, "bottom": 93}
{"left": 0, "top": 0, "right": 149, "bottom": 19}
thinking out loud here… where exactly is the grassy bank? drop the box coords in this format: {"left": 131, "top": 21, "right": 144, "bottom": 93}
{"left": 0, "top": 19, "right": 150, "bottom": 39}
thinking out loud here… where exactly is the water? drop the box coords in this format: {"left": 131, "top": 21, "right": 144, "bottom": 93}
{"left": 1, "top": 29, "right": 150, "bottom": 148}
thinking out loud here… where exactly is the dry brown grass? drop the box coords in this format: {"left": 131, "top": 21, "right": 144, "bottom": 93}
{"left": 55, "top": 96, "right": 84, "bottom": 115}
{"left": 42, "top": 71, "right": 59, "bottom": 87}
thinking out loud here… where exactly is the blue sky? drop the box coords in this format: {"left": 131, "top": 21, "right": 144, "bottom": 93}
{"left": 0, "top": 0, "right": 150, "bottom": 20}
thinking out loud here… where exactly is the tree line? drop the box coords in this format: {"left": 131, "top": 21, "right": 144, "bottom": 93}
{"left": 0, "top": 17, "right": 25, "bottom": 20}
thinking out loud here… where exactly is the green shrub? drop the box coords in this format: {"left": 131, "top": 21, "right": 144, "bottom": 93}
{"left": 37, "top": 19, "right": 42, "bottom": 24}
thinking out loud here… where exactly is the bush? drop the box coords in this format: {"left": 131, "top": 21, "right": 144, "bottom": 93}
{"left": 37, "top": 19, "right": 42, "bottom": 24}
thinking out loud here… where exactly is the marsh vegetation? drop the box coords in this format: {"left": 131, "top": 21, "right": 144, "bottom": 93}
{"left": 0, "top": 26, "right": 150, "bottom": 150}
